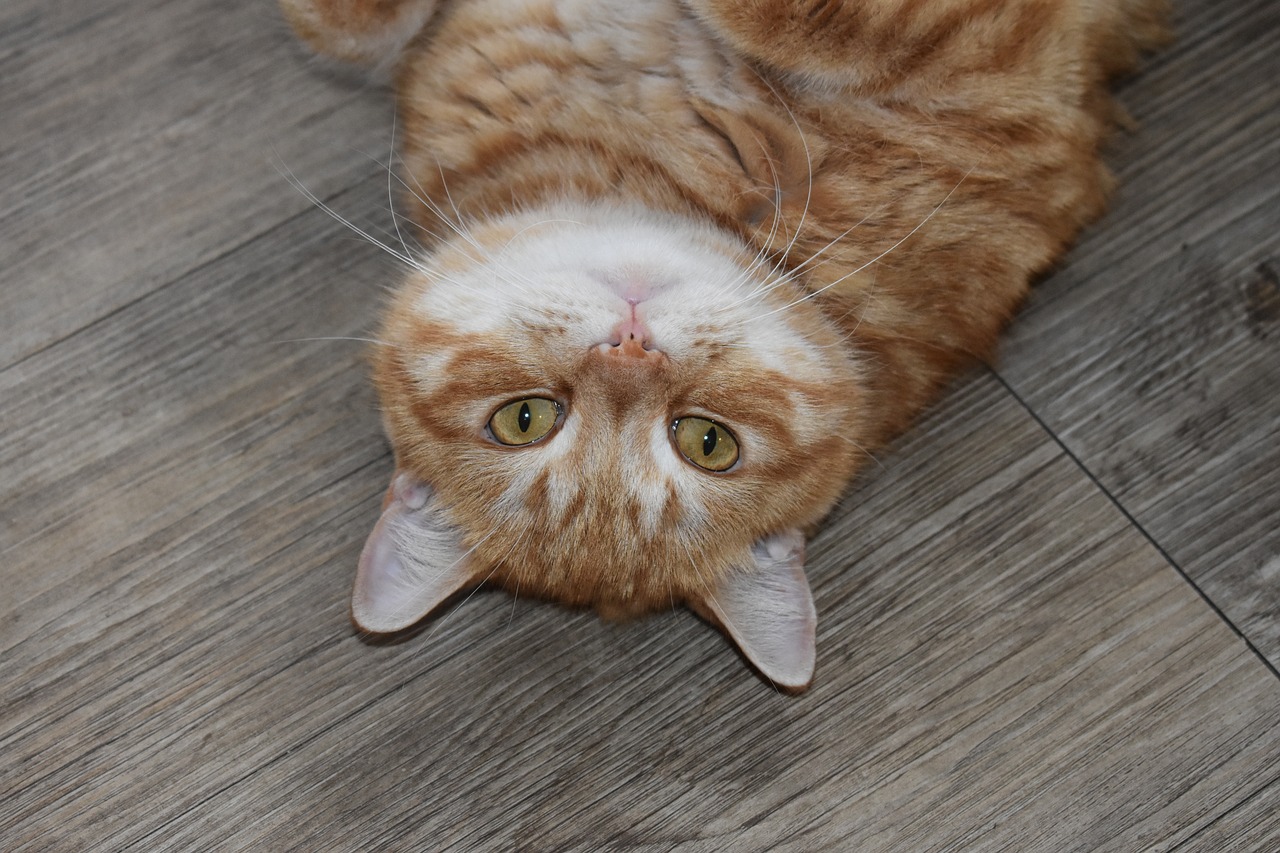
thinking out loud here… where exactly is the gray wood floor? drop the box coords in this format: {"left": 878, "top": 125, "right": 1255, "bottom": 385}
{"left": 2, "top": 0, "right": 1277, "bottom": 849}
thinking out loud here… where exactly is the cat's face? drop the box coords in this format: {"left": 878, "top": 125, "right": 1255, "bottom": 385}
{"left": 359, "top": 203, "right": 865, "bottom": 687}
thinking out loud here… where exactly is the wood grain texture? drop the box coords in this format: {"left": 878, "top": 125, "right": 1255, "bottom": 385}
{"left": 3, "top": 0, "right": 1279, "bottom": 850}
{"left": 1173, "top": 777, "right": 1280, "bottom": 853}
{"left": 998, "top": 0, "right": 1280, "bottom": 667}
{"left": 0, "top": 0, "right": 391, "bottom": 369}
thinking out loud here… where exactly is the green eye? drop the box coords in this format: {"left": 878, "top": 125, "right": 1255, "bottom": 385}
{"left": 489, "top": 398, "right": 561, "bottom": 446}
{"left": 673, "top": 416, "right": 739, "bottom": 472}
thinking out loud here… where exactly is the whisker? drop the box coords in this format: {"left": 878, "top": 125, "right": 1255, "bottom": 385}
{"left": 502, "top": 218, "right": 586, "bottom": 249}
{"left": 751, "top": 162, "right": 979, "bottom": 323}
{"left": 755, "top": 72, "right": 815, "bottom": 284}
{"left": 734, "top": 127, "right": 790, "bottom": 298}
{"left": 399, "top": 154, "right": 542, "bottom": 294}
{"left": 434, "top": 158, "right": 478, "bottom": 245}
{"left": 388, "top": 111, "right": 411, "bottom": 261}
{"left": 423, "top": 527, "right": 503, "bottom": 641}
{"left": 765, "top": 204, "right": 882, "bottom": 289}
{"left": 503, "top": 526, "right": 536, "bottom": 632}
{"left": 264, "top": 336, "right": 388, "bottom": 346}
{"left": 272, "top": 148, "right": 425, "bottom": 273}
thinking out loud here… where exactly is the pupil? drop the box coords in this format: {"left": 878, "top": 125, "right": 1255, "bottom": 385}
{"left": 702, "top": 426, "right": 717, "bottom": 456}
{"left": 518, "top": 402, "right": 531, "bottom": 432}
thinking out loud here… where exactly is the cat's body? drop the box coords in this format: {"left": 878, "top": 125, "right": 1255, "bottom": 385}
{"left": 283, "top": 0, "right": 1168, "bottom": 689}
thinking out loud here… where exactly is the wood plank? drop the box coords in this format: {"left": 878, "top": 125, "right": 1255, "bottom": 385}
{"left": 1173, "top": 777, "right": 1280, "bottom": 853}
{"left": 0, "top": 0, "right": 390, "bottom": 369}
{"left": 0, "top": 179, "right": 390, "bottom": 662}
{"left": 997, "top": 0, "right": 1280, "bottom": 666}
{"left": 145, "top": 380, "right": 1276, "bottom": 853}
{"left": 0, "top": 181, "right": 397, "bottom": 847}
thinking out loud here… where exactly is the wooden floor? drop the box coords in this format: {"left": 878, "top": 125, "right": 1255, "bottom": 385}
{"left": 3, "top": 0, "right": 1278, "bottom": 849}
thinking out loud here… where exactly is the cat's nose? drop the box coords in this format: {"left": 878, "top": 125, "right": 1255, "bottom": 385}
{"left": 595, "top": 337, "right": 665, "bottom": 364}
{"left": 610, "top": 315, "right": 657, "bottom": 356}
{"left": 591, "top": 316, "right": 666, "bottom": 365}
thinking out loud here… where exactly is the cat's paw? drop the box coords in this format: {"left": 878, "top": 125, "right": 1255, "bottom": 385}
{"left": 280, "top": 0, "right": 438, "bottom": 65}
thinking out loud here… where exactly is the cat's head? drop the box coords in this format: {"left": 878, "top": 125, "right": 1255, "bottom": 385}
{"left": 357, "top": 202, "right": 865, "bottom": 688}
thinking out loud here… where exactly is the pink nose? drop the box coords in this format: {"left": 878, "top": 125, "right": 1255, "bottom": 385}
{"left": 593, "top": 312, "right": 666, "bottom": 365}
{"left": 611, "top": 315, "right": 654, "bottom": 356}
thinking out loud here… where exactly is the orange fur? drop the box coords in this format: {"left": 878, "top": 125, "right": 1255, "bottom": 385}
{"left": 283, "top": 0, "right": 1169, "bottom": 686}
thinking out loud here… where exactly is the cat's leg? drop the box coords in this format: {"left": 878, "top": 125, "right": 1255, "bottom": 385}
{"left": 280, "top": 0, "right": 438, "bottom": 65}
{"left": 688, "top": 0, "right": 1169, "bottom": 96}
{"left": 1092, "top": 0, "right": 1174, "bottom": 78}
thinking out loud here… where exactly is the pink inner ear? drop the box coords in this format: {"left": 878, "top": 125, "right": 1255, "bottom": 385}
{"left": 351, "top": 471, "right": 476, "bottom": 633}
{"left": 702, "top": 529, "right": 817, "bottom": 690}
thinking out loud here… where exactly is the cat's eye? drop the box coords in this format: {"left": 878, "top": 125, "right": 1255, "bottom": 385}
{"left": 673, "top": 416, "right": 739, "bottom": 472}
{"left": 488, "top": 398, "right": 561, "bottom": 446}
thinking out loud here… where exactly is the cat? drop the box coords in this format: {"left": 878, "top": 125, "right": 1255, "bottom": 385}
{"left": 281, "top": 0, "right": 1169, "bottom": 690}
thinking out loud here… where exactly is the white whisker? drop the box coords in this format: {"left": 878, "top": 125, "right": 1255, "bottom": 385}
{"left": 273, "top": 148, "right": 429, "bottom": 275}
{"left": 265, "top": 336, "right": 387, "bottom": 346}
{"left": 388, "top": 111, "right": 411, "bottom": 261}
{"left": 756, "top": 72, "right": 815, "bottom": 282}
{"left": 502, "top": 218, "right": 586, "bottom": 249}
{"left": 750, "top": 162, "right": 978, "bottom": 323}
{"left": 423, "top": 527, "right": 503, "bottom": 641}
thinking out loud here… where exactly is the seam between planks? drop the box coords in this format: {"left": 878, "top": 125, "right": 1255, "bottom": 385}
{"left": 0, "top": 451, "right": 392, "bottom": 821}
{"left": 986, "top": 366, "right": 1280, "bottom": 684}
{"left": 1166, "top": 770, "right": 1280, "bottom": 852}
{"left": 0, "top": 164, "right": 385, "bottom": 379}
{"left": 120, "top": 636, "right": 465, "bottom": 851}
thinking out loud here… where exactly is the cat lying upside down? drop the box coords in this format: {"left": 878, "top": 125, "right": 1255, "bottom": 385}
{"left": 282, "top": 0, "right": 1168, "bottom": 690}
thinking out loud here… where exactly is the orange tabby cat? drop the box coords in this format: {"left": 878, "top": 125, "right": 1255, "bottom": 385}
{"left": 282, "top": 0, "right": 1168, "bottom": 689}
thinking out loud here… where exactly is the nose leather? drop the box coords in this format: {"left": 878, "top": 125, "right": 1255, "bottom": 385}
{"left": 613, "top": 335, "right": 654, "bottom": 359}
{"left": 611, "top": 314, "right": 653, "bottom": 353}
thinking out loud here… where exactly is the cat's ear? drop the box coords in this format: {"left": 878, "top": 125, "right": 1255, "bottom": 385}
{"left": 352, "top": 469, "right": 477, "bottom": 633}
{"left": 697, "top": 529, "right": 817, "bottom": 691}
